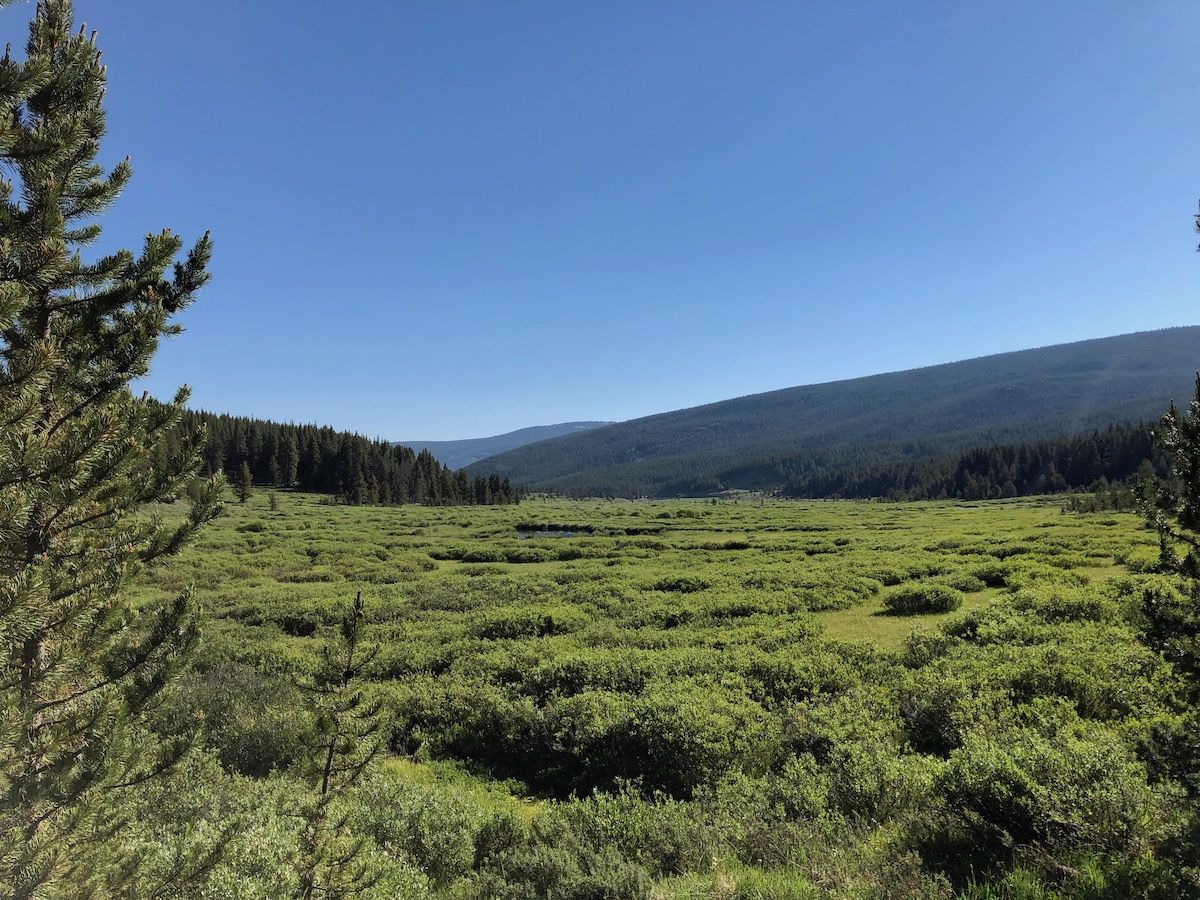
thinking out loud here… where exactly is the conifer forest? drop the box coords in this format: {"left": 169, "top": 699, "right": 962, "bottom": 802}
{"left": 0, "top": 3, "right": 1197, "bottom": 899}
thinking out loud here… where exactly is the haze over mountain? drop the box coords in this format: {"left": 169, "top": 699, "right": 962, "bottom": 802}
{"left": 399, "top": 421, "right": 611, "bottom": 470}
{"left": 466, "top": 327, "right": 1200, "bottom": 497}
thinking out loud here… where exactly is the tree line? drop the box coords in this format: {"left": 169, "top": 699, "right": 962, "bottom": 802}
{"left": 166, "top": 410, "right": 521, "bottom": 506}
{"left": 777, "top": 422, "right": 1168, "bottom": 501}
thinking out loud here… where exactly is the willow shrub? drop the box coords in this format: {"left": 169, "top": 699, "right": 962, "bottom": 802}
{"left": 883, "top": 583, "right": 964, "bottom": 615}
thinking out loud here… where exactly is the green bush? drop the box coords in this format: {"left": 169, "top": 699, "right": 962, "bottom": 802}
{"left": 921, "top": 702, "right": 1161, "bottom": 883}
{"left": 390, "top": 678, "right": 545, "bottom": 776}
{"left": 351, "top": 771, "right": 484, "bottom": 886}
{"left": 154, "top": 658, "right": 310, "bottom": 777}
{"left": 551, "top": 682, "right": 767, "bottom": 798}
{"left": 1009, "top": 584, "right": 1113, "bottom": 623}
{"left": 938, "top": 572, "right": 987, "bottom": 593}
{"left": 649, "top": 575, "right": 712, "bottom": 594}
{"left": 473, "top": 807, "right": 531, "bottom": 870}
{"left": 971, "top": 561, "right": 1012, "bottom": 587}
{"left": 883, "top": 583, "right": 964, "bottom": 615}
{"left": 556, "top": 784, "right": 713, "bottom": 876}
{"left": 504, "top": 546, "right": 558, "bottom": 563}
{"left": 471, "top": 606, "right": 589, "bottom": 640}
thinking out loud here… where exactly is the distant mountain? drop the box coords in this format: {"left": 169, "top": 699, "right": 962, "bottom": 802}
{"left": 464, "top": 327, "right": 1200, "bottom": 497}
{"left": 399, "top": 421, "right": 612, "bottom": 470}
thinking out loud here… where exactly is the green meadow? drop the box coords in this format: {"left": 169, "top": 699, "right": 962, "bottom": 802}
{"left": 117, "top": 492, "right": 1193, "bottom": 898}
{"left": 134, "top": 492, "right": 1156, "bottom": 660}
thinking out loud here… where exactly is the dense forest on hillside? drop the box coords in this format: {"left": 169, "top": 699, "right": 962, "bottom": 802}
{"left": 466, "top": 327, "right": 1200, "bottom": 497}
{"left": 549, "top": 423, "right": 1167, "bottom": 502}
{"left": 173, "top": 410, "right": 520, "bottom": 505}
{"left": 774, "top": 423, "right": 1168, "bottom": 501}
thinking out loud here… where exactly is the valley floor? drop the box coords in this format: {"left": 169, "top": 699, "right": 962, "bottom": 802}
{"left": 122, "top": 492, "right": 1194, "bottom": 898}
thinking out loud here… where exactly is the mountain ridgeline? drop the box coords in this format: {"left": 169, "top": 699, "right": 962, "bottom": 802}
{"left": 399, "top": 421, "right": 611, "bottom": 469}
{"left": 465, "top": 327, "right": 1200, "bottom": 498}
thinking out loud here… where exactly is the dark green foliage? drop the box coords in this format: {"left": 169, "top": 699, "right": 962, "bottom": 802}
{"left": 1143, "top": 376, "right": 1200, "bottom": 585}
{"left": 0, "top": 2, "right": 223, "bottom": 894}
{"left": 780, "top": 422, "right": 1168, "bottom": 502}
{"left": 1136, "top": 373, "right": 1200, "bottom": 879}
{"left": 154, "top": 656, "right": 309, "bottom": 777}
{"left": 938, "top": 572, "right": 987, "bottom": 593}
{"left": 972, "top": 561, "right": 1013, "bottom": 588}
{"left": 352, "top": 772, "right": 483, "bottom": 887}
{"left": 471, "top": 606, "right": 589, "bottom": 640}
{"left": 649, "top": 575, "right": 712, "bottom": 593}
{"left": 921, "top": 702, "right": 1159, "bottom": 886}
{"left": 180, "top": 408, "right": 520, "bottom": 506}
{"left": 882, "top": 583, "right": 964, "bottom": 615}
{"left": 551, "top": 681, "right": 768, "bottom": 798}
{"left": 467, "top": 328, "right": 1200, "bottom": 497}
{"left": 236, "top": 459, "right": 253, "bottom": 503}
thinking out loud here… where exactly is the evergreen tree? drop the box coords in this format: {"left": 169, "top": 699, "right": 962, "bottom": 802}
{"left": 0, "top": 2, "right": 222, "bottom": 894}
{"left": 297, "top": 592, "right": 384, "bottom": 899}
{"left": 1132, "top": 207, "right": 1200, "bottom": 868}
{"left": 1134, "top": 381, "right": 1200, "bottom": 876}
{"left": 280, "top": 432, "right": 299, "bottom": 486}
{"left": 236, "top": 459, "right": 253, "bottom": 504}
{"left": 1143, "top": 378, "right": 1200, "bottom": 583}
{"left": 1139, "top": 379, "right": 1200, "bottom": 721}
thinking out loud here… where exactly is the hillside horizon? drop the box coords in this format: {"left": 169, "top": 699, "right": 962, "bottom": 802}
{"left": 465, "top": 325, "right": 1200, "bottom": 497}
{"left": 397, "top": 421, "right": 612, "bottom": 470}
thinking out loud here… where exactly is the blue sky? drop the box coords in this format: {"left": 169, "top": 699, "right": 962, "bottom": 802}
{"left": 49, "top": 1, "right": 1200, "bottom": 439}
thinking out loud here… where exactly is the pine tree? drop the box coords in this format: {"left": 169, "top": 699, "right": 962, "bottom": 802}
{"left": 1132, "top": 208, "right": 1200, "bottom": 866}
{"left": 1134, "top": 378, "right": 1200, "bottom": 881}
{"left": 0, "top": 2, "right": 222, "bottom": 895}
{"left": 1139, "top": 378, "right": 1200, "bottom": 700}
{"left": 280, "top": 432, "right": 299, "bottom": 487}
{"left": 296, "top": 592, "right": 384, "bottom": 899}
{"left": 236, "top": 459, "right": 253, "bottom": 503}
{"left": 1143, "top": 378, "right": 1200, "bottom": 581}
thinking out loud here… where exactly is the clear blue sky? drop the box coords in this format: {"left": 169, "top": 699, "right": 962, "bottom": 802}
{"left": 49, "top": 1, "right": 1200, "bottom": 439}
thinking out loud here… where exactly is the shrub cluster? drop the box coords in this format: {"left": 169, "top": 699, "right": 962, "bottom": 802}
{"left": 882, "top": 583, "right": 964, "bottom": 615}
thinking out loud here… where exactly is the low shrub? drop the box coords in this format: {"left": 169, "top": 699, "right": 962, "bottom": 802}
{"left": 938, "top": 572, "right": 987, "bottom": 593}
{"left": 504, "top": 546, "right": 557, "bottom": 564}
{"left": 649, "top": 575, "right": 712, "bottom": 594}
{"left": 920, "top": 702, "right": 1161, "bottom": 885}
{"left": 551, "top": 682, "right": 768, "bottom": 798}
{"left": 155, "top": 659, "right": 310, "bottom": 777}
{"left": 471, "top": 606, "right": 589, "bottom": 640}
{"left": 971, "top": 561, "right": 1012, "bottom": 587}
{"left": 351, "top": 772, "right": 485, "bottom": 886}
{"left": 883, "top": 583, "right": 963, "bottom": 615}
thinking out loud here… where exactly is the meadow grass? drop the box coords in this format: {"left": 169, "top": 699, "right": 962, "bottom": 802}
{"left": 127, "top": 491, "right": 1176, "bottom": 897}
{"left": 134, "top": 491, "right": 1149, "bottom": 662}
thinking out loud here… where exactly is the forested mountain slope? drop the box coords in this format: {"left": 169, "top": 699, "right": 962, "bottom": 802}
{"left": 399, "top": 421, "right": 611, "bottom": 469}
{"left": 466, "top": 327, "right": 1200, "bottom": 496}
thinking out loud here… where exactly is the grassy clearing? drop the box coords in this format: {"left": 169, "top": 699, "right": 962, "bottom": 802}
{"left": 819, "top": 587, "right": 1005, "bottom": 649}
